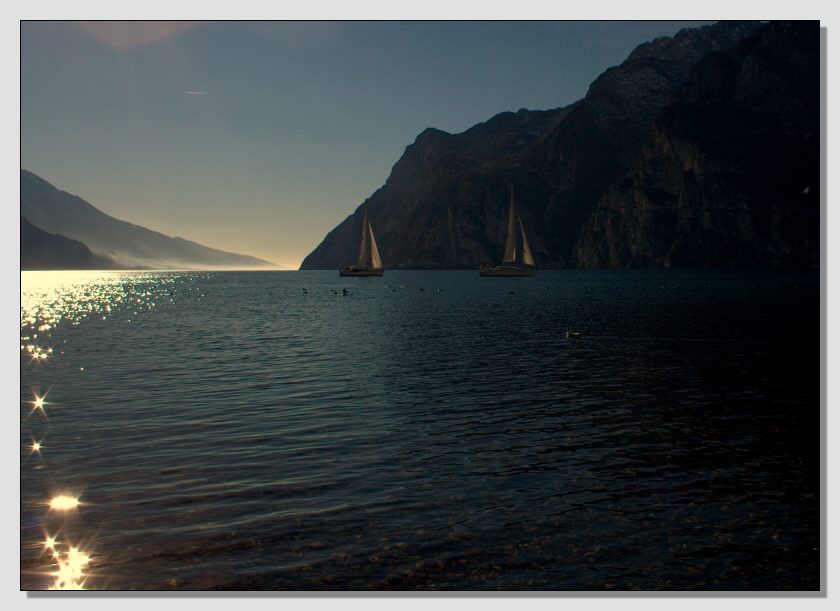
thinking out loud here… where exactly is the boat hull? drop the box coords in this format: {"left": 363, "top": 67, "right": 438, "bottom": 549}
{"left": 339, "top": 267, "right": 385, "bottom": 277}
{"left": 479, "top": 266, "right": 535, "bottom": 277}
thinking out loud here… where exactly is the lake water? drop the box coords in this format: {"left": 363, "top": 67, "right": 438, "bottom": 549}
{"left": 20, "top": 269, "right": 820, "bottom": 590}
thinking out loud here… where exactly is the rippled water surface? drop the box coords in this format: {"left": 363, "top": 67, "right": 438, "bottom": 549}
{"left": 20, "top": 270, "right": 820, "bottom": 590}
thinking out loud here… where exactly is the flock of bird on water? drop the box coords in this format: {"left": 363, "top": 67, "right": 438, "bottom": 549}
{"left": 300, "top": 284, "right": 584, "bottom": 341}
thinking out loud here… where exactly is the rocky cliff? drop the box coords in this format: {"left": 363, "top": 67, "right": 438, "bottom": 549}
{"left": 301, "top": 21, "right": 783, "bottom": 270}
{"left": 575, "top": 21, "right": 819, "bottom": 268}
{"left": 302, "top": 107, "right": 573, "bottom": 269}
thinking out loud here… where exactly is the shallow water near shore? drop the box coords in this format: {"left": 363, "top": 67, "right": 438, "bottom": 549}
{"left": 20, "top": 269, "right": 819, "bottom": 590}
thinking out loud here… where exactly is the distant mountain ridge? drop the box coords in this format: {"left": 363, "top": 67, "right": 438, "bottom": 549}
{"left": 21, "top": 170, "right": 273, "bottom": 269}
{"left": 300, "top": 21, "right": 817, "bottom": 270}
{"left": 21, "top": 217, "right": 121, "bottom": 270}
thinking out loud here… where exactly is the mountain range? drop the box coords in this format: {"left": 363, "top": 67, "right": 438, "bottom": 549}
{"left": 21, "top": 170, "right": 273, "bottom": 270}
{"left": 300, "top": 20, "right": 819, "bottom": 270}
{"left": 20, "top": 216, "right": 120, "bottom": 270}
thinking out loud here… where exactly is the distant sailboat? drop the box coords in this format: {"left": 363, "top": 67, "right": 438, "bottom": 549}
{"left": 480, "top": 187, "right": 536, "bottom": 277}
{"left": 340, "top": 206, "right": 385, "bottom": 276}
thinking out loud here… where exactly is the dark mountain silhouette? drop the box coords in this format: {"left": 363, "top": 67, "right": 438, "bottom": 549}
{"left": 576, "top": 21, "right": 819, "bottom": 268}
{"left": 302, "top": 106, "right": 573, "bottom": 269}
{"left": 21, "top": 170, "right": 274, "bottom": 269}
{"left": 301, "top": 21, "right": 817, "bottom": 270}
{"left": 21, "top": 217, "right": 120, "bottom": 270}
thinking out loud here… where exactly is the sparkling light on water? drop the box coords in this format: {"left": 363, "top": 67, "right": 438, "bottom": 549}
{"left": 29, "top": 393, "right": 48, "bottom": 418}
{"left": 20, "top": 270, "right": 181, "bottom": 336}
{"left": 49, "top": 495, "right": 80, "bottom": 511}
{"left": 22, "top": 271, "right": 190, "bottom": 590}
{"left": 46, "top": 537, "right": 93, "bottom": 590}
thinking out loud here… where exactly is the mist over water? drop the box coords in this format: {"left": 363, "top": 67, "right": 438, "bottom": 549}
{"left": 20, "top": 270, "right": 819, "bottom": 590}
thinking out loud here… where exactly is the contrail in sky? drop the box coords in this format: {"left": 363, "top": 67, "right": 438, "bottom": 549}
{"left": 184, "top": 91, "right": 209, "bottom": 95}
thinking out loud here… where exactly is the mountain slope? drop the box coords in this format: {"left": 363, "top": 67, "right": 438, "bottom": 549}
{"left": 21, "top": 217, "right": 121, "bottom": 270}
{"left": 301, "top": 21, "right": 764, "bottom": 270}
{"left": 302, "top": 106, "right": 573, "bottom": 269}
{"left": 21, "top": 170, "right": 274, "bottom": 269}
{"left": 575, "top": 21, "right": 819, "bottom": 268}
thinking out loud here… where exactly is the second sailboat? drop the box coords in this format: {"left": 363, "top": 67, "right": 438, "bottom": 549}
{"left": 480, "top": 187, "right": 536, "bottom": 277}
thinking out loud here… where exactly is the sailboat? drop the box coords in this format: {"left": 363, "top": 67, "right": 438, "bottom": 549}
{"left": 340, "top": 206, "right": 385, "bottom": 276}
{"left": 480, "top": 186, "right": 536, "bottom": 277}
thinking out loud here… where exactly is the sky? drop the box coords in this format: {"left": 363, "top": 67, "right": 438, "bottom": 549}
{"left": 21, "top": 20, "right": 712, "bottom": 268}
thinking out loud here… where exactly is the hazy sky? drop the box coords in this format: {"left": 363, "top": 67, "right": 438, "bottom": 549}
{"left": 21, "top": 21, "right": 711, "bottom": 268}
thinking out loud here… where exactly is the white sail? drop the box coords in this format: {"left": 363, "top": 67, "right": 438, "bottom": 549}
{"left": 480, "top": 186, "right": 536, "bottom": 276}
{"left": 358, "top": 208, "right": 370, "bottom": 267}
{"left": 518, "top": 213, "right": 535, "bottom": 267}
{"left": 502, "top": 188, "right": 517, "bottom": 264}
{"left": 342, "top": 205, "right": 385, "bottom": 275}
{"left": 368, "top": 221, "right": 382, "bottom": 269}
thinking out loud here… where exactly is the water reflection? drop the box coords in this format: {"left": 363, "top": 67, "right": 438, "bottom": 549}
{"left": 49, "top": 496, "right": 80, "bottom": 512}
{"left": 21, "top": 270, "right": 190, "bottom": 590}
{"left": 19, "top": 270, "right": 819, "bottom": 590}
{"left": 21, "top": 270, "right": 184, "bottom": 336}
{"left": 43, "top": 534, "right": 93, "bottom": 590}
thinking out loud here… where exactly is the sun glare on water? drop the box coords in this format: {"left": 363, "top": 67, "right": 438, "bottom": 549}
{"left": 28, "top": 392, "right": 48, "bottom": 416}
{"left": 43, "top": 535, "right": 93, "bottom": 590}
{"left": 49, "top": 495, "right": 80, "bottom": 511}
{"left": 22, "top": 271, "right": 193, "bottom": 589}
